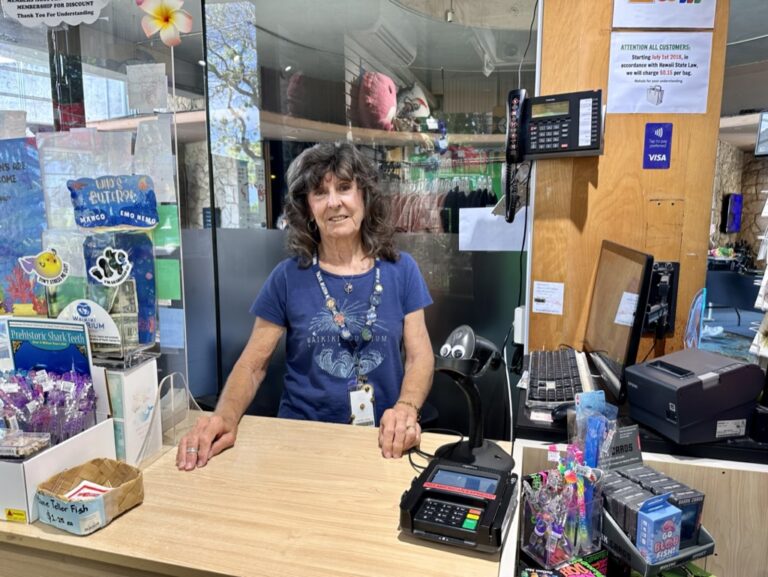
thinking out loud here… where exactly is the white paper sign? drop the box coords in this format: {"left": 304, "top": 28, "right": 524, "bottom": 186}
{"left": 459, "top": 206, "right": 529, "bottom": 252}
{"left": 614, "top": 291, "right": 639, "bottom": 327}
{"left": 0, "top": 110, "right": 26, "bottom": 139}
{"left": 613, "top": 0, "right": 716, "bottom": 29}
{"left": 1, "top": 0, "right": 111, "bottom": 28}
{"left": 134, "top": 114, "right": 176, "bottom": 203}
{"left": 532, "top": 281, "right": 564, "bottom": 316}
{"left": 126, "top": 64, "right": 168, "bottom": 113}
{"left": 607, "top": 32, "right": 713, "bottom": 114}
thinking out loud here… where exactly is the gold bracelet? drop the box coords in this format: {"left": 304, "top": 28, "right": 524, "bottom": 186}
{"left": 395, "top": 400, "right": 421, "bottom": 421}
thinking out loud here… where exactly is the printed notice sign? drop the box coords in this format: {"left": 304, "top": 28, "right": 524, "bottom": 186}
{"left": 613, "top": 0, "right": 716, "bottom": 30}
{"left": 602, "top": 425, "right": 643, "bottom": 470}
{"left": 643, "top": 123, "right": 672, "bottom": 169}
{"left": 532, "top": 281, "right": 564, "bottom": 316}
{"left": 1, "top": 0, "right": 111, "bottom": 28}
{"left": 607, "top": 32, "right": 713, "bottom": 114}
{"left": 615, "top": 291, "right": 639, "bottom": 326}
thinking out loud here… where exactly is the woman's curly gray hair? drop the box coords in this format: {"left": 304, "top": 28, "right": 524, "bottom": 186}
{"left": 284, "top": 142, "right": 397, "bottom": 267}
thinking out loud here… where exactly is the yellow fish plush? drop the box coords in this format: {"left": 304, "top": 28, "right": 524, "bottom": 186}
{"left": 19, "top": 249, "right": 63, "bottom": 279}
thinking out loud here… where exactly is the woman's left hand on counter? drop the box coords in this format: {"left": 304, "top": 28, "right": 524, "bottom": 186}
{"left": 379, "top": 404, "right": 421, "bottom": 459}
{"left": 176, "top": 413, "right": 238, "bottom": 471}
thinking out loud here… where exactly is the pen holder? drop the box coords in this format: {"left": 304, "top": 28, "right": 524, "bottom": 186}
{"left": 520, "top": 474, "right": 603, "bottom": 569}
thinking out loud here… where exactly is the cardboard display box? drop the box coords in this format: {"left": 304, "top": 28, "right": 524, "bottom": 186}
{"left": 0, "top": 418, "right": 116, "bottom": 523}
{"left": 104, "top": 357, "right": 162, "bottom": 466}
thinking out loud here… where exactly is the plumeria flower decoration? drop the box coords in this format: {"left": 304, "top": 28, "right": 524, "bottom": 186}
{"left": 138, "top": 0, "right": 193, "bottom": 48}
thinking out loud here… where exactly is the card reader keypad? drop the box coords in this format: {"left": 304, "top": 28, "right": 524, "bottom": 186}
{"left": 416, "top": 498, "right": 483, "bottom": 531}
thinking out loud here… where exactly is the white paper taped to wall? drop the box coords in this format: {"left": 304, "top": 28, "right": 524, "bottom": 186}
{"left": 459, "top": 206, "right": 528, "bottom": 252}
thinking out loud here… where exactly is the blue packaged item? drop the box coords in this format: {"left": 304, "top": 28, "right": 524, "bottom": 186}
{"left": 636, "top": 493, "right": 682, "bottom": 564}
{"left": 83, "top": 232, "right": 156, "bottom": 350}
{"left": 68, "top": 175, "right": 159, "bottom": 231}
{"left": 667, "top": 487, "right": 705, "bottom": 548}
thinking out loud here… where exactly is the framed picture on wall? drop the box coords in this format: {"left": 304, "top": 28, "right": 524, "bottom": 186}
{"left": 756, "top": 112, "right": 768, "bottom": 158}
{"left": 720, "top": 193, "right": 743, "bottom": 234}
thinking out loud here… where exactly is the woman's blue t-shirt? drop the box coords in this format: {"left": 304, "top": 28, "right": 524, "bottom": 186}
{"left": 250, "top": 252, "right": 432, "bottom": 424}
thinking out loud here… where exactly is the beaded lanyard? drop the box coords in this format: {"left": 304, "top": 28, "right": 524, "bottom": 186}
{"left": 312, "top": 254, "right": 383, "bottom": 344}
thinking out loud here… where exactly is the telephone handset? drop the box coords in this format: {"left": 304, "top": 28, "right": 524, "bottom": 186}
{"left": 505, "top": 89, "right": 526, "bottom": 223}
{"left": 506, "top": 89, "right": 526, "bottom": 164}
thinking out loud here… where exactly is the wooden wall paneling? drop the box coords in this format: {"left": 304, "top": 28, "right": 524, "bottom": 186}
{"left": 529, "top": 0, "right": 730, "bottom": 357}
{"left": 645, "top": 458, "right": 768, "bottom": 577}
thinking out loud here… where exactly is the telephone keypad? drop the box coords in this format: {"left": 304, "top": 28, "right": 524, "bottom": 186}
{"left": 415, "top": 498, "right": 483, "bottom": 531}
{"left": 528, "top": 117, "right": 576, "bottom": 152}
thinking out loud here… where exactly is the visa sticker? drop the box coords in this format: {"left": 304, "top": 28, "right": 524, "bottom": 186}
{"left": 643, "top": 123, "right": 672, "bottom": 169}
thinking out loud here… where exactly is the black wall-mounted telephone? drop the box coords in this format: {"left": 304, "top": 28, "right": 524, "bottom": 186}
{"left": 504, "top": 88, "right": 526, "bottom": 223}
{"left": 502, "top": 89, "right": 604, "bottom": 224}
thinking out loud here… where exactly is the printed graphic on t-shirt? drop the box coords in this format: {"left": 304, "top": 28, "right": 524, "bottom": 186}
{"left": 307, "top": 297, "right": 388, "bottom": 379}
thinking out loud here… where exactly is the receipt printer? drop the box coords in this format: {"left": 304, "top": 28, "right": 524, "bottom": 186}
{"left": 625, "top": 349, "right": 763, "bottom": 444}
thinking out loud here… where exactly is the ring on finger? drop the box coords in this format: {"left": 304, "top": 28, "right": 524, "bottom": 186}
{"left": 186, "top": 447, "right": 199, "bottom": 454}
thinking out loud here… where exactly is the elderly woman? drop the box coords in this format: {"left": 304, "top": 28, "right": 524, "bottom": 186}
{"left": 178, "top": 143, "right": 434, "bottom": 470}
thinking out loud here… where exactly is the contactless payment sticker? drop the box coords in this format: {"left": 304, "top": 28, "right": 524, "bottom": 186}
{"left": 644, "top": 123, "right": 672, "bottom": 170}
{"left": 17, "top": 248, "right": 70, "bottom": 286}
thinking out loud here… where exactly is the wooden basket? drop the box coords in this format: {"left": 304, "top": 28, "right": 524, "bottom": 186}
{"left": 36, "top": 458, "right": 144, "bottom": 535}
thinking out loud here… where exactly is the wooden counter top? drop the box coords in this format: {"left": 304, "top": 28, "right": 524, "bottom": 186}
{"left": 0, "top": 416, "right": 509, "bottom": 577}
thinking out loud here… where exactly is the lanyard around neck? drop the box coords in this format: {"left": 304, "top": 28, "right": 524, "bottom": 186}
{"left": 312, "top": 254, "right": 382, "bottom": 344}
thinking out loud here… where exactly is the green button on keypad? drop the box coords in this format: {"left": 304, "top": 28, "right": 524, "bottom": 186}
{"left": 462, "top": 518, "right": 478, "bottom": 530}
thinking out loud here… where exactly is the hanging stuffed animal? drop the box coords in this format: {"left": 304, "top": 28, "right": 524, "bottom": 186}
{"left": 356, "top": 71, "right": 397, "bottom": 131}
{"left": 397, "top": 84, "right": 430, "bottom": 119}
{"left": 393, "top": 84, "right": 430, "bottom": 133}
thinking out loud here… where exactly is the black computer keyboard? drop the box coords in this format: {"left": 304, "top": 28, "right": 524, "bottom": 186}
{"left": 523, "top": 349, "right": 593, "bottom": 408}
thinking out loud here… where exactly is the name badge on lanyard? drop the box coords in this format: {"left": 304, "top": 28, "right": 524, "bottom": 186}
{"left": 349, "top": 379, "right": 375, "bottom": 426}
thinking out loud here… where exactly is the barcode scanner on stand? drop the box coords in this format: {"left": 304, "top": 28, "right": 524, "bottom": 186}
{"left": 400, "top": 325, "right": 517, "bottom": 552}
{"left": 434, "top": 325, "right": 509, "bottom": 467}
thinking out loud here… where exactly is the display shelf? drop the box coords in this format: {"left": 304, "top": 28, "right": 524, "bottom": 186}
{"left": 88, "top": 109, "right": 505, "bottom": 148}
{"left": 260, "top": 110, "right": 505, "bottom": 147}
{"left": 87, "top": 110, "right": 207, "bottom": 143}
{"left": 601, "top": 510, "right": 714, "bottom": 577}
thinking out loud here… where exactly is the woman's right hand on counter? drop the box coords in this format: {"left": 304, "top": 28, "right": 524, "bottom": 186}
{"left": 177, "top": 413, "right": 238, "bottom": 471}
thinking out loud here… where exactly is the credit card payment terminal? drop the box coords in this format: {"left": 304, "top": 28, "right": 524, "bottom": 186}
{"left": 399, "top": 457, "right": 518, "bottom": 553}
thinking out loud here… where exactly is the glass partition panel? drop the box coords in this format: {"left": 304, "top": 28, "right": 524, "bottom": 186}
{"left": 201, "top": 0, "right": 536, "bottom": 437}
{"left": 0, "top": 2, "right": 207, "bottom": 389}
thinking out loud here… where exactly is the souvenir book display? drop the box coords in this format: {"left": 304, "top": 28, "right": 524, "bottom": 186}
{"left": 0, "top": 317, "right": 97, "bottom": 447}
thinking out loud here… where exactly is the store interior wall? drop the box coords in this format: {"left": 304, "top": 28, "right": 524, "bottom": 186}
{"left": 528, "top": 0, "right": 729, "bottom": 356}
{"left": 711, "top": 140, "right": 745, "bottom": 250}
{"left": 711, "top": 143, "right": 768, "bottom": 267}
